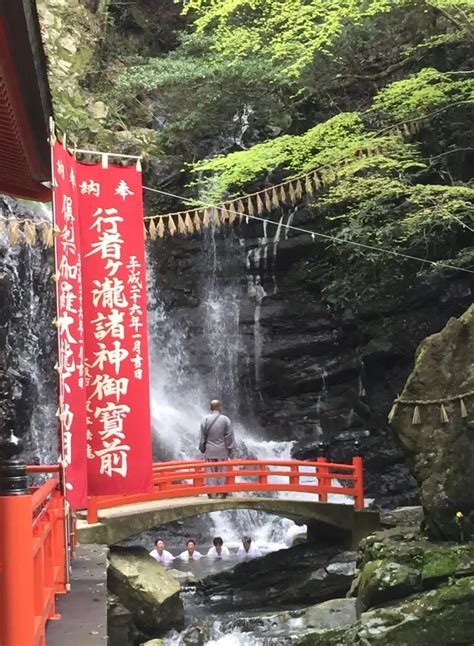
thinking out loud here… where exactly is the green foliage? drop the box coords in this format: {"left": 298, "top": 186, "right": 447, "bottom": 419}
{"left": 42, "top": 0, "right": 474, "bottom": 308}
{"left": 113, "top": 31, "right": 289, "bottom": 155}
{"left": 180, "top": 0, "right": 410, "bottom": 79}
{"left": 371, "top": 68, "right": 474, "bottom": 121}
{"left": 180, "top": 0, "right": 473, "bottom": 79}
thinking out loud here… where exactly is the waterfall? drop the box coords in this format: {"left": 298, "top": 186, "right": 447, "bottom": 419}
{"left": 0, "top": 196, "right": 57, "bottom": 465}
{"left": 147, "top": 227, "right": 301, "bottom": 547}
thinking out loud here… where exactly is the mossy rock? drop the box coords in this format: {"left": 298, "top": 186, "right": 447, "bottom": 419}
{"left": 355, "top": 559, "right": 420, "bottom": 614}
{"left": 421, "top": 544, "right": 474, "bottom": 586}
{"left": 354, "top": 576, "right": 474, "bottom": 644}
{"left": 108, "top": 546, "right": 184, "bottom": 637}
{"left": 294, "top": 627, "right": 354, "bottom": 645}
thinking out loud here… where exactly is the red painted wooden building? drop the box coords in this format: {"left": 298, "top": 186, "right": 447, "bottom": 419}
{"left": 0, "top": 0, "right": 52, "bottom": 201}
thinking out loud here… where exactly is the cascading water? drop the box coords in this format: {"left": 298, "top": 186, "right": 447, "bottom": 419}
{"left": 146, "top": 224, "right": 302, "bottom": 548}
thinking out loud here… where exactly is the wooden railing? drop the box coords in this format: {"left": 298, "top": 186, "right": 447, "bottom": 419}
{"left": 0, "top": 465, "right": 72, "bottom": 646}
{"left": 87, "top": 456, "right": 364, "bottom": 524}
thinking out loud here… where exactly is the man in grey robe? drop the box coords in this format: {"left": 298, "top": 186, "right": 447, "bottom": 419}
{"left": 199, "top": 400, "right": 236, "bottom": 499}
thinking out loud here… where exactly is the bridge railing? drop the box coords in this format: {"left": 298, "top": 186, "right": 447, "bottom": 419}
{"left": 0, "top": 465, "right": 71, "bottom": 646}
{"left": 87, "top": 456, "right": 364, "bottom": 524}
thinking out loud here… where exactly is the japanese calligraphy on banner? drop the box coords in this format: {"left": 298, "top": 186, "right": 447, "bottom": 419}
{"left": 76, "top": 159, "right": 153, "bottom": 495}
{"left": 53, "top": 141, "right": 88, "bottom": 509}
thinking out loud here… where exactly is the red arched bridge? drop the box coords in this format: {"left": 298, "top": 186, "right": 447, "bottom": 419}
{"left": 0, "top": 456, "right": 379, "bottom": 646}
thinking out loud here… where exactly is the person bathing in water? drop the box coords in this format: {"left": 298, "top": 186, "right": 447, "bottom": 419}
{"left": 149, "top": 537, "right": 174, "bottom": 565}
{"left": 199, "top": 399, "right": 236, "bottom": 499}
{"left": 238, "top": 536, "right": 262, "bottom": 559}
{"left": 178, "top": 538, "right": 202, "bottom": 562}
{"left": 207, "top": 536, "right": 230, "bottom": 560}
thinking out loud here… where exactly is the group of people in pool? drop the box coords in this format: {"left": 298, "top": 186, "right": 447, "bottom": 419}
{"left": 149, "top": 535, "right": 262, "bottom": 565}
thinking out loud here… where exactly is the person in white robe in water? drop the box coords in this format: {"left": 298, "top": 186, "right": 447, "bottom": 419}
{"left": 178, "top": 539, "right": 203, "bottom": 562}
{"left": 207, "top": 536, "right": 230, "bottom": 559}
{"left": 149, "top": 537, "right": 174, "bottom": 565}
{"left": 237, "top": 536, "right": 262, "bottom": 559}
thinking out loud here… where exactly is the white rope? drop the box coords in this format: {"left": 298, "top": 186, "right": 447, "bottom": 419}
{"left": 142, "top": 184, "right": 474, "bottom": 276}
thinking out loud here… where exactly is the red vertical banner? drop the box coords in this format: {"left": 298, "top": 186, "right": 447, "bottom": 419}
{"left": 52, "top": 141, "right": 88, "bottom": 509}
{"left": 77, "top": 159, "right": 153, "bottom": 495}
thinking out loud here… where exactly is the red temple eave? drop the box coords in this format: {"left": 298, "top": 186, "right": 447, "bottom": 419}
{"left": 0, "top": 2, "right": 53, "bottom": 202}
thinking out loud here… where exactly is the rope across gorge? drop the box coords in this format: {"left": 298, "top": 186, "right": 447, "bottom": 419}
{"left": 1, "top": 99, "right": 473, "bottom": 249}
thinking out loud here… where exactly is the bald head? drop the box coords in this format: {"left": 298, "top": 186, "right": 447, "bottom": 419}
{"left": 210, "top": 400, "right": 222, "bottom": 412}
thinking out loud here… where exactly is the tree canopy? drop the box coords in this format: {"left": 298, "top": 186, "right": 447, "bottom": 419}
{"left": 42, "top": 0, "right": 474, "bottom": 307}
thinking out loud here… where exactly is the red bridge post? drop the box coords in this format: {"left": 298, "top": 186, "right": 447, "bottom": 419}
{"left": 0, "top": 432, "right": 35, "bottom": 646}
{"left": 353, "top": 456, "right": 364, "bottom": 510}
{"left": 317, "top": 457, "right": 329, "bottom": 502}
{"left": 0, "top": 494, "right": 36, "bottom": 645}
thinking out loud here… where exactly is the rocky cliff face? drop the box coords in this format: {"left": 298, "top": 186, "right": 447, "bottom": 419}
{"left": 151, "top": 206, "right": 473, "bottom": 508}
{"left": 0, "top": 197, "right": 57, "bottom": 463}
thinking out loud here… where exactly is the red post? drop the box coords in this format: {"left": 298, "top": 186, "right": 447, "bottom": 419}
{"left": 289, "top": 465, "right": 299, "bottom": 488}
{"left": 87, "top": 496, "right": 99, "bottom": 524}
{"left": 259, "top": 464, "right": 269, "bottom": 486}
{"left": 353, "top": 456, "right": 364, "bottom": 510}
{"left": 227, "top": 463, "right": 235, "bottom": 487}
{"left": 317, "top": 458, "right": 328, "bottom": 502}
{"left": 0, "top": 495, "right": 35, "bottom": 646}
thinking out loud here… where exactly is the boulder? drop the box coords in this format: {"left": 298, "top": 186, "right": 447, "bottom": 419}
{"left": 107, "top": 592, "right": 141, "bottom": 646}
{"left": 197, "top": 544, "right": 356, "bottom": 608}
{"left": 354, "top": 559, "right": 420, "bottom": 614}
{"left": 108, "top": 546, "right": 184, "bottom": 637}
{"left": 355, "top": 576, "right": 474, "bottom": 644}
{"left": 390, "top": 305, "right": 474, "bottom": 539}
{"left": 296, "top": 577, "right": 474, "bottom": 645}
{"left": 281, "top": 598, "right": 357, "bottom": 632}
{"left": 168, "top": 568, "right": 198, "bottom": 587}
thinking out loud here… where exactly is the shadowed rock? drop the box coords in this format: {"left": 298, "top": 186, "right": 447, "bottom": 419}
{"left": 390, "top": 305, "right": 474, "bottom": 539}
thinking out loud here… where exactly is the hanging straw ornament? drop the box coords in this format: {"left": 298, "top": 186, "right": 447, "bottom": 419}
{"left": 411, "top": 405, "right": 421, "bottom": 425}
{"left": 193, "top": 211, "right": 202, "bottom": 232}
{"left": 264, "top": 190, "right": 272, "bottom": 212}
{"left": 43, "top": 222, "right": 54, "bottom": 247}
{"left": 289, "top": 182, "right": 296, "bottom": 203}
{"left": 157, "top": 217, "right": 165, "bottom": 238}
{"left": 388, "top": 401, "right": 398, "bottom": 424}
{"left": 177, "top": 213, "right": 187, "bottom": 234}
{"left": 294, "top": 179, "right": 303, "bottom": 200}
{"left": 313, "top": 172, "right": 322, "bottom": 191}
{"left": 228, "top": 203, "right": 237, "bottom": 225}
{"left": 185, "top": 211, "right": 194, "bottom": 234}
{"left": 460, "top": 398, "right": 468, "bottom": 419}
{"left": 271, "top": 187, "right": 279, "bottom": 209}
{"left": 168, "top": 216, "right": 177, "bottom": 236}
{"left": 305, "top": 175, "right": 314, "bottom": 196}
{"left": 247, "top": 197, "right": 255, "bottom": 216}
{"left": 149, "top": 218, "right": 157, "bottom": 240}
{"left": 202, "top": 209, "right": 211, "bottom": 228}
{"left": 279, "top": 184, "right": 287, "bottom": 204}
{"left": 211, "top": 208, "right": 220, "bottom": 226}
{"left": 220, "top": 207, "right": 228, "bottom": 225}
{"left": 8, "top": 219, "right": 20, "bottom": 244}
{"left": 256, "top": 193, "right": 265, "bottom": 214}
{"left": 23, "top": 220, "right": 36, "bottom": 246}
{"left": 440, "top": 404, "right": 449, "bottom": 424}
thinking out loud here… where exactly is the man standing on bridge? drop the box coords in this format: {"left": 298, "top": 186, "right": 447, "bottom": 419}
{"left": 199, "top": 399, "right": 236, "bottom": 499}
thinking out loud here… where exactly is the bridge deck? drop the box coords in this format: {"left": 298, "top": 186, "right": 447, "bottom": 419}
{"left": 77, "top": 495, "right": 380, "bottom": 546}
